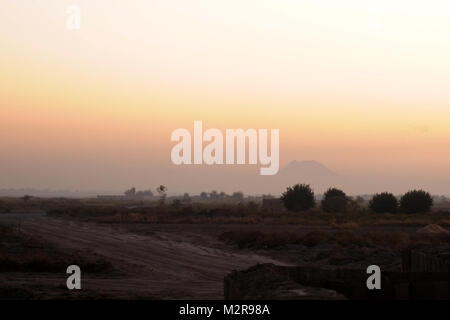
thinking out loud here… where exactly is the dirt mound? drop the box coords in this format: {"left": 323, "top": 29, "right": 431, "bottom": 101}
{"left": 224, "top": 263, "right": 346, "bottom": 300}
{"left": 416, "top": 224, "right": 449, "bottom": 234}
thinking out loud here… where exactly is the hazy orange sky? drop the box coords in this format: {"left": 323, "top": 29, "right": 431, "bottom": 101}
{"left": 1, "top": 1, "right": 449, "bottom": 194}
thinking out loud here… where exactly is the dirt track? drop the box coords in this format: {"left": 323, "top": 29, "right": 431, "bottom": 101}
{"left": 12, "top": 216, "right": 288, "bottom": 299}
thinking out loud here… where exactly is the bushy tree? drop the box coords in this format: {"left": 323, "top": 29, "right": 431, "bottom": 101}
{"left": 369, "top": 192, "right": 398, "bottom": 213}
{"left": 156, "top": 185, "right": 167, "bottom": 206}
{"left": 124, "top": 187, "right": 136, "bottom": 196}
{"left": 323, "top": 188, "right": 346, "bottom": 200}
{"left": 321, "top": 187, "right": 347, "bottom": 213}
{"left": 281, "top": 184, "right": 315, "bottom": 212}
{"left": 210, "top": 190, "right": 218, "bottom": 199}
{"left": 183, "top": 193, "right": 191, "bottom": 203}
{"left": 322, "top": 197, "right": 348, "bottom": 213}
{"left": 400, "top": 190, "right": 433, "bottom": 214}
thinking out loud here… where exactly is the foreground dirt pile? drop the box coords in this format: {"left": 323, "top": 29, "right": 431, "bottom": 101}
{"left": 225, "top": 262, "right": 450, "bottom": 300}
{"left": 224, "top": 264, "right": 346, "bottom": 300}
{"left": 416, "top": 224, "right": 449, "bottom": 234}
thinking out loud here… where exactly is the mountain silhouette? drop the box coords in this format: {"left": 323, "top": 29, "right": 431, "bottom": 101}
{"left": 279, "top": 160, "right": 336, "bottom": 177}
{"left": 262, "top": 160, "right": 340, "bottom": 195}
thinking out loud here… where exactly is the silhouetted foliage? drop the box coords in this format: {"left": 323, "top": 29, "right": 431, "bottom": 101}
{"left": 355, "top": 196, "right": 365, "bottom": 204}
{"left": 124, "top": 188, "right": 153, "bottom": 197}
{"left": 323, "top": 188, "right": 346, "bottom": 200}
{"left": 322, "top": 197, "right": 348, "bottom": 213}
{"left": 369, "top": 192, "right": 398, "bottom": 213}
{"left": 210, "top": 190, "right": 218, "bottom": 199}
{"left": 232, "top": 191, "right": 244, "bottom": 200}
{"left": 136, "top": 190, "right": 153, "bottom": 197}
{"left": 400, "top": 190, "right": 433, "bottom": 214}
{"left": 124, "top": 187, "right": 136, "bottom": 196}
{"left": 156, "top": 185, "right": 167, "bottom": 206}
{"left": 183, "top": 193, "right": 191, "bottom": 203}
{"left": 281, "top": 184, "right": 315, "bottom": 212}
{"left": 321, "top": 188, "right": 347, "bottom": 213}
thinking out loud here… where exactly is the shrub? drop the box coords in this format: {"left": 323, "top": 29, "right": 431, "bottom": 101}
{"left": 321, "top": 188, "right": 347, "bottom": 213}
{"left": 369, "top": 192, "right": 398, "bottom": 213}
{"left": 323, "top": 188, "right": 346, "bottom": 200}
{"left": 400, "top": 190, "right": 433, "bottom": 214}
{"left": 322, "top": 197, "right": 348, "bottom": 213}
{"left": 281, "top": 184, "right": 315, "bottom": 212}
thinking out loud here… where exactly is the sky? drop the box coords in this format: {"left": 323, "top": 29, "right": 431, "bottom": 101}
{"left": 0, "top": 0, "right": 449, "bottom": 195}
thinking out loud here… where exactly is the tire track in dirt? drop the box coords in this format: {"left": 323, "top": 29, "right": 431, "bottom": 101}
{"left": 21, "top": 217, "right": 289, "bottom": 299}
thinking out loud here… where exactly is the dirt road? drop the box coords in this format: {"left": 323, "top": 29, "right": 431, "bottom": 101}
{"left": 14, "top": 216, "right": 288, "bottom": 299}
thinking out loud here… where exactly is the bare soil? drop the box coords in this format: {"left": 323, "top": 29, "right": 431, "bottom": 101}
{"left": 1, "top": 213, "right": 444, "bottom": 299}
{"left": 0, "top": 216, "right": 289, "bottom": 299}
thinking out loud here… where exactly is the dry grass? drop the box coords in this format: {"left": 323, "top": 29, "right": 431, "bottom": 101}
{"left": 218, "top": 229, "right": 450, "bottom": 251}
{"left": 2, "top": 196, "right": 448, "bottom": 227}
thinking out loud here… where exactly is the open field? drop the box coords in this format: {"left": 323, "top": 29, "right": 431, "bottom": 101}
{"left": 1, "top": 198, "right": 450, "bottom": 299}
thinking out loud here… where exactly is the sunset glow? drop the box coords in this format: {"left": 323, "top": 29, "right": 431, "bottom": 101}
{"left": 1, "top": 0, "right": 449, "bottom": 193}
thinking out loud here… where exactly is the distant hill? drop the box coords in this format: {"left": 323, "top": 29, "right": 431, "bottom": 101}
{"left": 278, "top": 160, "right": 336, "bottom": 179}
{"left": 0, "top": 161, "right": 342, "bottom": 197}
{"left": 262, "top": 160, "right": 340, "bottom": 195}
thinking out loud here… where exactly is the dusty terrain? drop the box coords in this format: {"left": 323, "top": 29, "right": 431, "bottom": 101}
{"left": 0, "top": 214, "right": 288, "bottom": 299}
{"left": 1, "top": 209, "right": 449, "bottom": 299}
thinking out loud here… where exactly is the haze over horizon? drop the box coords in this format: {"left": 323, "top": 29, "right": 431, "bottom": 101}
{"left": 1, "top": 1, "right": 449, "bottom": 196}
{"left": 1, "top": 160, "right": 448, "bottom": 197}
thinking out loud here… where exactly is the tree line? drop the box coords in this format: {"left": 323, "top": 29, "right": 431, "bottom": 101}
{"left": 281, "top": 184, "right": 434, "bottom": 214}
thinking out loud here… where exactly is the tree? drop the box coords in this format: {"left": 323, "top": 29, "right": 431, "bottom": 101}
{"left": 156, "top": 185, "right": 167, "bottom": 206}
{"left": 400, "top": 190, "right": 433, "bottom": 214}
{"left": 281, "top": 184, "right": 315, "bottom": 212}
{"left": 355, "top": 196, "right": 365, "bottom": 205}
{"left": 323, "top": 188, "right": 346, "bottom": 200}
{"left": 183, "top": 193, "right": 191, "bottom": 203}
{"left": 124, "top": 187, "right": 136, "bottom": 197}
{"left": 369, "top": 192, "right": 398, "bottom": 213}
{"left": 321, "top": 187, "right": 347, "bottom": 213}
{"left": 210, "top": 190, "right": 218, "bottom": 199}
{"left": 200, "top": 192, "right": 208, "bottom": 199}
